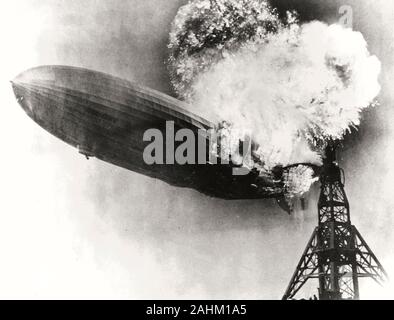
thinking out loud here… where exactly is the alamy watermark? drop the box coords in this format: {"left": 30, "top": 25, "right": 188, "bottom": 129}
{"left": 339, "top": 5, "right": 353, "bottom": 28}
{"left": 143, "top": 121, "right": 252, "bottom": 176}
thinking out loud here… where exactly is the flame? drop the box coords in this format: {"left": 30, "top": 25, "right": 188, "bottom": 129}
{"left": 168, "top": 0, "right": 381, "bottom": 198}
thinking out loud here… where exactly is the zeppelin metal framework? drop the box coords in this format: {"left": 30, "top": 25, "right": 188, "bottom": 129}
{"left": 282, "top": 144, "right": 388, "bottom": 300}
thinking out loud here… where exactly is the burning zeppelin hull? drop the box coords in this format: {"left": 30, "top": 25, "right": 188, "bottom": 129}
{"left": 12, "top": 65, "right": 284, "bottom": 200}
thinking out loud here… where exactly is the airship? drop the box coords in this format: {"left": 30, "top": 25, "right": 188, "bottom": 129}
{"left": 12, "top": 65, "right": 296, "bottom": 209}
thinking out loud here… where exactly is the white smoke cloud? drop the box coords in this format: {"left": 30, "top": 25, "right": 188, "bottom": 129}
{"left": 191, "top": 21, "right": 381, "bottom": 168}
{"left": 169, "top": 0, "right": 381, "bottom": 198}
{"left": 168, "top": 0, "right": 289, "bottom": 100}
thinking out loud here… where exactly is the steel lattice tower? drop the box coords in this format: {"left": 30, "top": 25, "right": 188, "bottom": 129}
{"left": 283, "top": 144, "right": 387, "bottom": 300}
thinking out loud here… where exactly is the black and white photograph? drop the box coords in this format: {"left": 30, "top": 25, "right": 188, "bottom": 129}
{"left": 0, "top": 0, "right": 393, "bottom": 305}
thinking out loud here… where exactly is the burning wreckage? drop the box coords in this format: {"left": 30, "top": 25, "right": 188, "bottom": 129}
{"left": 12, "top": 0, "right": 381, "bottom": 213}
{"left": 12, "top": 65, "right": 315, "bottom": 212}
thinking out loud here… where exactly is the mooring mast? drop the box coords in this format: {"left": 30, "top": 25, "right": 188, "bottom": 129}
{"left": 283, "top": 143, "right": 387, "bottom": 300}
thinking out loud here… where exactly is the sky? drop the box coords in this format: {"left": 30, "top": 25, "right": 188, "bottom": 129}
{"left": 0, "top": 0, "right": 393, "bottom": 299}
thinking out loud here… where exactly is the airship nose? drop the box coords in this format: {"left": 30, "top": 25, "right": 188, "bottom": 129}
{"left": 11, "top": 80, "right": 24, "bottom": 103}
{"left": 11, "top": 79, "right": 35, "bottom": 116}
{"left": 11, "top": 66, "right": 47, "bottom": 105}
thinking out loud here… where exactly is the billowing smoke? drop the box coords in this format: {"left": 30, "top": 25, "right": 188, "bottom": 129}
{"left": 168, "top": 0, "right": 291, "bottom": 100}
{"left": 168, "top": 0, "right": 381, "bottom": 202}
